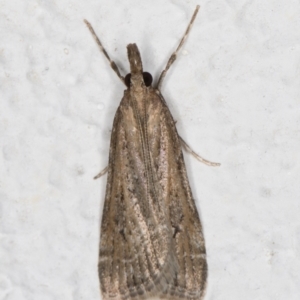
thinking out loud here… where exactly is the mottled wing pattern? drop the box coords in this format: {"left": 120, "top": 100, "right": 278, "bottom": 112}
{"left": 99, "top": 88, "right": 207, "bottom": 300}
{"left": 147, "top": 89, "right": 207, "bottom": 299}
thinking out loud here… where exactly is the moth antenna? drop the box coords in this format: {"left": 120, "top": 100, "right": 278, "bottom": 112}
{"left": 84, "top": 19, "right": 126, "bottom": 85}
{"left": 156, "top": 5, "right": 200, "bottom": 89}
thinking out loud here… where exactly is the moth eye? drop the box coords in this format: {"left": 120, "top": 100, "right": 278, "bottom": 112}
{"left": 125, "top": 72, "right": 152, "bottom": 87}
{"left": 125, "top": 73, "right": 131, "bottom": 88}
{"left": 143, "top": 72, "right": 153, "bottom": 87}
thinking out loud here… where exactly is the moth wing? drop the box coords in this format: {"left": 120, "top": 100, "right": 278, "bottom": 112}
{"left": 99, "top": 90, "right": 207, "bottom": 300}
{"left": 99, "top": 94, "right": 175, "bottom": 300}
{"left": 146, "top": 91, "right": 208, "bottom": 299}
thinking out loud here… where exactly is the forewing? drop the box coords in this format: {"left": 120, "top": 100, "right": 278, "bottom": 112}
{"left": 147, "top": 90, "right": 207, "bottom": 299}
{"left": 99, "top": 93, "right": 175, "bottom": 300}
{"left": 99, "top": 89, "right": 207, "bottom": 300}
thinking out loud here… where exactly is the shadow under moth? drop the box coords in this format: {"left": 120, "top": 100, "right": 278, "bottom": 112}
{"left": 84, "top": 5, "right": 220, "bottom": 300}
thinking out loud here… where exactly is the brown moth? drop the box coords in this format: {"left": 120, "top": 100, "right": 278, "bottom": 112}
{"left": 84, "top": 5, "right": 220, "bottom": 300}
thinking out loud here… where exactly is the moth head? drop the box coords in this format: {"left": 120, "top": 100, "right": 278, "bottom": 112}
{"left": 126, "top": 43, "right": 153, "bottom": 88}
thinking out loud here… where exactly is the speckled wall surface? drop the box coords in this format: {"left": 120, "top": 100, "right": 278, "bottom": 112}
{"left": 1, "top": 0, "right": 300, "bottom": 299}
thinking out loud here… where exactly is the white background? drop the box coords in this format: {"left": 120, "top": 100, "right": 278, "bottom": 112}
{"left": 1, "top": 0, "right": 300, "bottom": 299}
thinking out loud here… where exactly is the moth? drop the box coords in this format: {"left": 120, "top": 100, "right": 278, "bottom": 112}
{"left": 84, "top": 5, "right": 220, "bottom": 300}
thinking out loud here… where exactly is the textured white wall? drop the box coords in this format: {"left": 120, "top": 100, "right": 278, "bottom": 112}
{"left": 1, "top": 0, "right": 300, "bottom": 299}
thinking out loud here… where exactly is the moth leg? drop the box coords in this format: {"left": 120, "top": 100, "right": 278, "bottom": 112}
{"left": 180, "top": 136, "right": 221, "bottom": 167}
{"left": 94, "top": 166, "right": 108, "bottom": 180}
{"left": 156, "top": 5, "right": 200, "bottom": 89}
{"left": 84, "top": 19, "right": 125, "bottom": 85}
